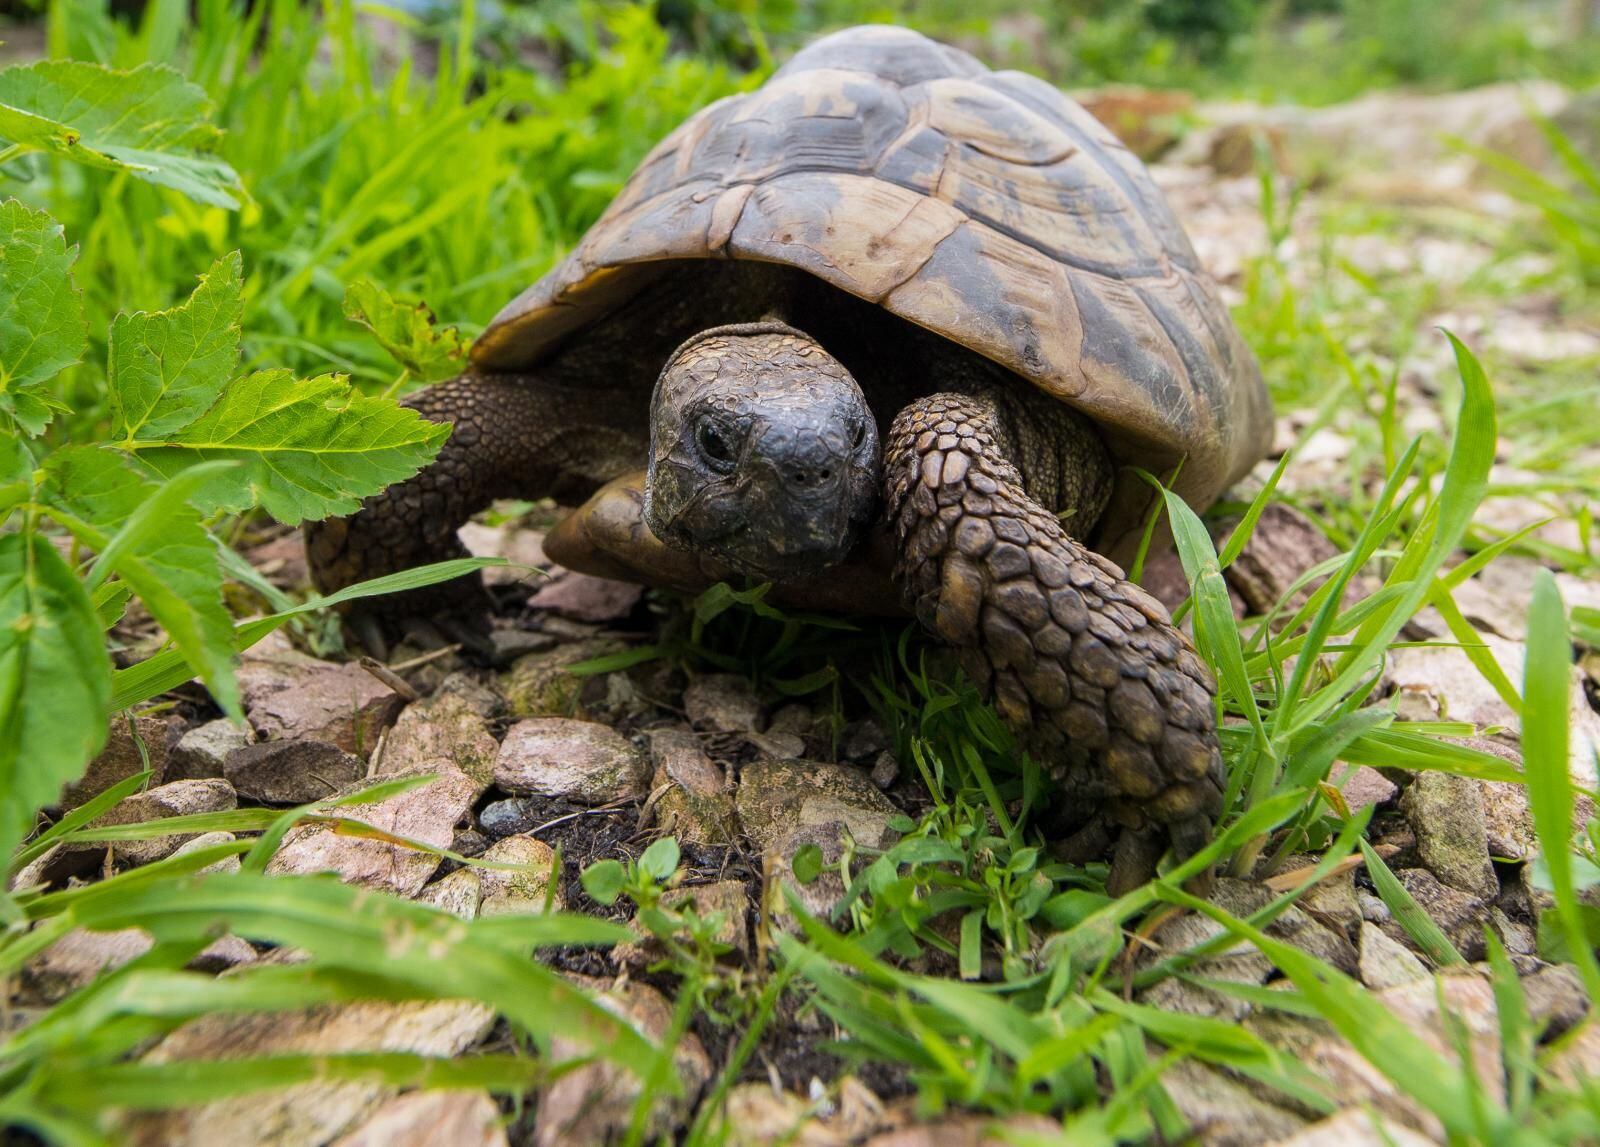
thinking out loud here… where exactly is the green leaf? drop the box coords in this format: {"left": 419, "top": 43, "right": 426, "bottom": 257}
{"left": 1523, "top": 571, "right": 1600, "bottom": 999}
{"left": 129, "top": 369, "right": 450, "bottom": 524}
{"left": 0, "top": 60, "right": 245, "bottom": 208}
{"left": 639, "top": 837, "right": 680, "bottom": 882}
{"left": 1357, "top": 837, "right": 1465, "bottom": 966}
{"left": 791, "top": 843, "right": 823, "bottom": 885}
{"left": 343, "top": 278, "right": 467, "bottom": 383}
{"left": 0, "top": 199, "right": 85, "bottom": 435}
{"left": 43, "top": 447, "right": 238, "bottom": 717}
{"left": 109, "top": 253, "right": 244, "bottom": 442}
{"left": 0, "top": 532, "right": 111, "bottom": 865}
{"left": 581, "top": 859, "right": 626, "bottom": 905}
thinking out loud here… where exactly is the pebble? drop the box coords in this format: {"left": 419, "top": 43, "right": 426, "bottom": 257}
{"left": 224, "top": 739, "right": 364, "bottom": 804}
{"left": 493, "top": 718, "right": 648, "bottom": 805}
{"left": 167, "top": 719, "right": 251, "bottom": 781}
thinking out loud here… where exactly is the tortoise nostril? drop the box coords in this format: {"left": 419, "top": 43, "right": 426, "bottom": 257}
{"left": 819, "top": 468, "right": 831, "bottom": 481}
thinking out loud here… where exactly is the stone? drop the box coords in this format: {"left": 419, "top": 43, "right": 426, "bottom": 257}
{"left": 498, "top": 638, "right": 624, "bottom": 719}
{"left": 167, "top": 719, "right": 251, "bottom": 781}
{"left": 266, "top": 765, "right": 476, "bottom": 897}
{"left": 1389, "top": 637, "right": 1600, "bottom": 788}
{"left": 766, "top": 704, "right": 831, "bottom": 757}
{"left": 1137, "top": 885, "right": 1275, "bottom": 1021}
{"left": 1223, "top": 502, "right": 1342, "bottom": 620}
{"left": 452, "top": 827, "right": 488, "bottom": 859}
{"left": 1547, "top": 1017, "right": 1600, "bottom": 1089}
{"left": 716, "top": 1085, "right": 834, "bottom": 1147}
{"left": 1253, "top": 970, "right": 1502, "bottom": 1139}
{"left": 1488, "top": 906, "right": 1537, "bottom": 956}
{"left": 766, "top": 823, "right": 853, "bottom": 928}
{"left": 536, "top": 979, "right": 711, "bottom": 1147}
{"left": 684, "top": 673, "right": 764, "bottom": 734}
{"left": 77, "top": 779, "right": 238, "bottom": 868}
{"left": 840, "top": 718, "right": 891, "bottom": 763}
{"left": 458, "top": 519, "right": 550, "bottom": 586}
{"left": 1268, "top": 1107, "right": 1438, "bottom": 1147}
{"left": 487, "top": 626, "right": 557, "bottom": 664}
{"left": 649, "top": 726, "right": 737, "bottom": 845}
{"left": 861, "top": 1114, "right": 1090, "bottom": 1146}
{"left": 378, "top": 683, "right": 500, "bottom": 791}
{"left": 1399, "top": 771, "right": 1498, "bottom": 899}
{"left": 1210, "top": 878, "right": 1359, "bottom": 976}
{"left": 23, "top": 928, "right": 153, "bottom": 1003}
{"left": 237, "top": 636, "right": 404, "bottom": 757}
{"left": 494, "top": 718, "right": 648, "bottom": 805}
{"left": 120, "top": 999, "right": 496, "bottom": 1147}
{"left": 1357, "top": 921, "right": 1429, "bottom": 990}
{"left": 224, "top": 739, "right": 364, "bottom": 804}
{"left": 1520, "top": 962, "right": 1588, "bottom": 1038}
{"left": 478, "top": 834, "right": 563, "bottom": 915}
{"left": 331, "top": 1090, "right": 508, "bottom": 1147}
{"left": 168, "top": 831, "right": 242, "bottom": 875}
{"left": 1480, "top": 779, "right": 1537, "bottom": 862}
{"left": 1155, "top": 1059, "right": 1308, "bottom": 1145}
{"left": 527, "top": 572, "right": 643, "bottom": 622}
{"left": 1331, "top": 765, "right": 1397, "bottom": 812}
{"left": 416, "top": 868, "right": 483, "bottom": 919}
{"left": 478, "top": 796, "right": 541, "bottom": 838}
{"left": 61, "top": 715, "right": 174, "bottom": 809}
{"left": 737, "top": 759, "right": 900, "bottom": 853}
{"left": 7, "top": 843, "right": 99, "bottom": 894}
{"left": 1394, "top": 868, "right": 1490, "bottom": 961}
{"left": 189, "top": 935, "right": 258, "bottom": 974}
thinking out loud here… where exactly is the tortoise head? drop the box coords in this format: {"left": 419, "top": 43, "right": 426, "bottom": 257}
{"left": 644, "top": 322, "right": 880, "bottom": 581}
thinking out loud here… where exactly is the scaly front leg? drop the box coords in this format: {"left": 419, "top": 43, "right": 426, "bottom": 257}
{"left": 884, "top": 393, "right": 1223, "bottom": 893}
{"left": 306, "top": 373, "right": 643, "bottom": 625}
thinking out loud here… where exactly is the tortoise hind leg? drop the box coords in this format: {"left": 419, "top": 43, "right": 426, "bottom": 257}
{"left": 306, "top": 372, "right": 641, "bottom": 625}
{"left": 883, "top": 392, "right": 1224, "bottom": 891}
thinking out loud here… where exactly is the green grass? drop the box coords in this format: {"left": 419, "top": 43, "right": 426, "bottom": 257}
{"left": 3, "top": 0, "right": 1600, "bottom": 1143}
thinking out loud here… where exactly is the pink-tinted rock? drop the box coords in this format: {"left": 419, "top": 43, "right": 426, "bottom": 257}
{"left": 237, "top": 635, "right": 404, "bottom": 757}
{"left": 61, "top": 715, "right": 175, "bottom": 809}
{"left": 494, "top": 718, "right": 647, "bottom": 804}
{"left": 224, "top": 740, "right": 364, "bottom": 804}
{"left": 331, "top": 1090, "right": 508, "bottom": 1147}
{"left": 266, "top": 765, "right": 476, "bottom": 896}
{"left": 527, "top": 572, "right": 642, "bottom": 622}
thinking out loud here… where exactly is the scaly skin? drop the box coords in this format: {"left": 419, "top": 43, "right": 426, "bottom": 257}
{"left": 305, "top": 373, "right": 644, "bottom": 610}
{"left": 883, "top": 391, "right": 1223, "bottom": 889}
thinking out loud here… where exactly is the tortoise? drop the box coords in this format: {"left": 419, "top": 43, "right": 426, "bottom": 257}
{"left": 307, "top": 25, "right": 1273, "bottom": 886}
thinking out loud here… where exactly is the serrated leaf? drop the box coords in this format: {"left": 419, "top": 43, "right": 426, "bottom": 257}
{"left": 128, "top": 369, "right": 450, "bottom": 524}
{"left": 343, "top": 278, "right": 467, "bottom": 382}
{"left": 0, "top": 60, "right": 244, "bottom": 208}
{"left": 110, "top": 253, "right": 244, "bottom": 442}
{"left": 0, "top": 531, "right": 111, "bottom": 865}
{"left": 0, "top": 199, "right": 85, "bottom": 435}
{"left": 43, "top": 446, "right": 238, "bottom": 717}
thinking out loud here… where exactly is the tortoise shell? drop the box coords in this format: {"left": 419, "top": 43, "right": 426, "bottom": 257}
{"left": 472, "top": 25, "right": 1272, "bottom": 528}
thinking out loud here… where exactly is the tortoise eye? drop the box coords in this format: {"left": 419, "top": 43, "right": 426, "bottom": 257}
{"left": 851, "top": 420, "right": 868, "bottom": 450}
{"left": 697, "top": 421, "right": 735, "bottom": 468}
